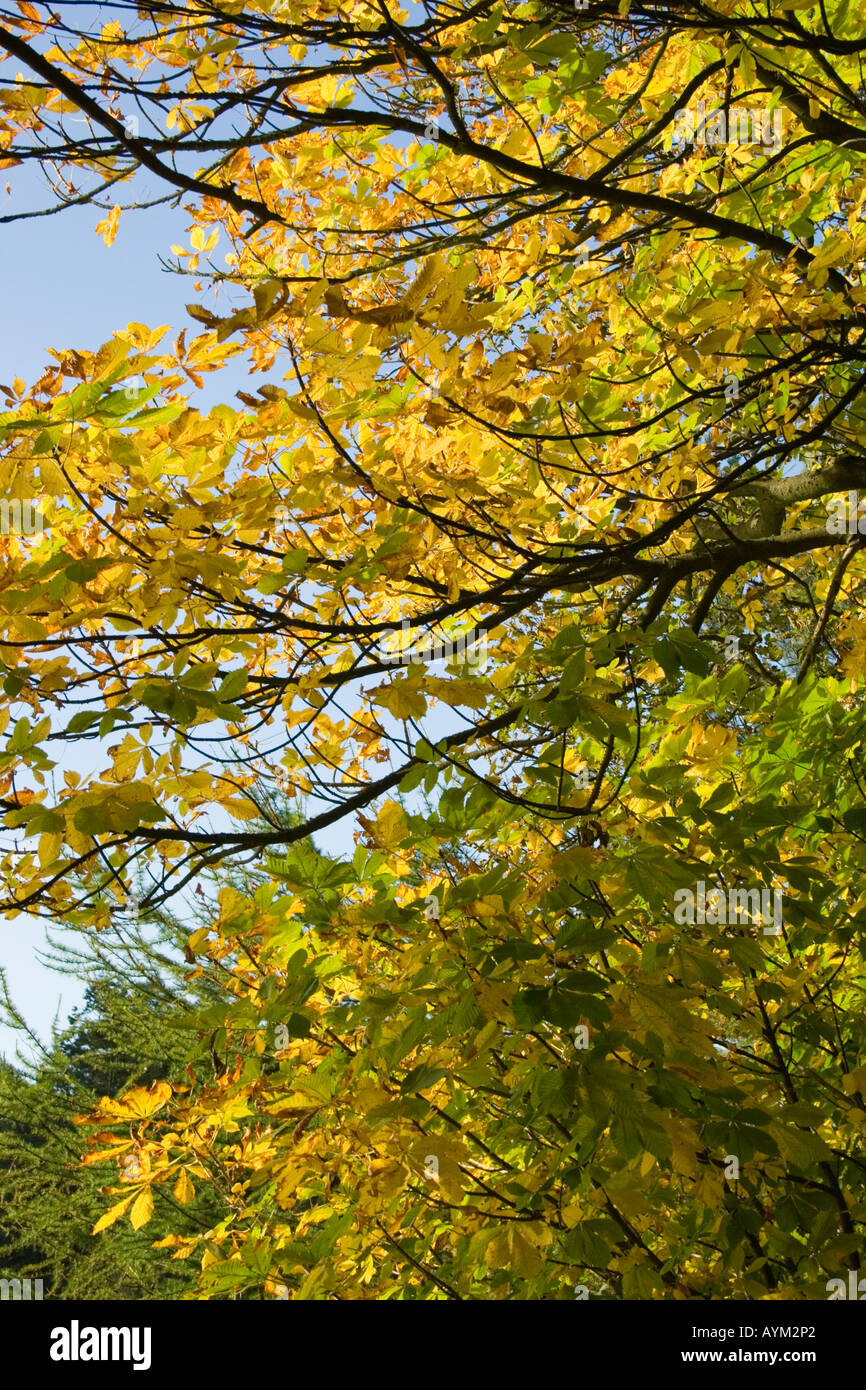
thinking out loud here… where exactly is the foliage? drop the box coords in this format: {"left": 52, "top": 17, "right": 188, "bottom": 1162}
{"left": 0, "top": 0, "right": 864, "bottom": 1296}
{"left": 0, "top": 914, "right": 225, "bottom": 1298}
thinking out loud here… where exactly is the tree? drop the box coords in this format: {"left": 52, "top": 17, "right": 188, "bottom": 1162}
{"left": 0, "top": 0, "right": 864, "bottom": 1297}
{"left": 0, "top": 907, "right": 226, "bottom": 1298}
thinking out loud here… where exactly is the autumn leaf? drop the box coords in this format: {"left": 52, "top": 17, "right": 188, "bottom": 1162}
{"left": 372, "top": 680, "right": 427, "bottom": 720}
{"left": 90, "top": 1194, "right": 135, "bottom": 1235}
{"left": 95, "top": 204, "right": 121, "bottom": 247}
{"left": 129, "top": 1186, "right": 154, "bottom": 1230}
{"left": 2, "top": 0, "right": 865, "bottom": 1307}
{"left": 173, "top": 1170, "right": 195, "bottom": 1204}
{"left": 484, "top": 1223, "right": 551, "bottom": 1279}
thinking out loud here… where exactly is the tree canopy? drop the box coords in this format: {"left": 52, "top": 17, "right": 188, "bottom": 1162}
{"left": 0, "top": 0, "right": 866, "bottom": 1298}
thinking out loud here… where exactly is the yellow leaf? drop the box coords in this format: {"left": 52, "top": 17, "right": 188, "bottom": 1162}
{"left": 420, "top": 676, "right": 488, "bottom": 709}
{"left": 410, "top": 1137, "right": 469, "bottom": 1203}
{"left": 376, "top": 798, "right": 409, "bottom": 849}
{"left": 372, "top": 679, "right": 427, "bottom": 720}
{"left": 485, "top": 1223, "right": 549, "bottom": 1278}
{"left": 275, "top": 1163, "right": 306, "bottom": 1207}
{"left": 100, "top": 1080, "right": 172, "bottom": 1120}
{"left": 38, "top": 456, "right": 68, "bottom": 496}
{"left": 129, "top": 1186, "right": 154, "bottom": 1230}
{"left": 38, "top": 831, "right": 62, "bottom": 868}
{"left": 637, "top": 660, "right": 665, "bottom": 684}
{"left": 403, "top": 253, "right": 446, "bottom": 309}
{"left": 95, "top": 204, "right": 121, "bottom": 248}
{"left": 685, "top": 720, "right": 736, "bottom": 772}
{"left": 562, "top": 1198, "right": 583, "bottom": 1229}
{"left": 223, "top": 798, "right": 261, "bottom": 821}
{"left": 91, "top": 1193, "right": 134, "bottom": 1234}
{"left": 173, "top": 1169, "right": 195, "bottom": 1204}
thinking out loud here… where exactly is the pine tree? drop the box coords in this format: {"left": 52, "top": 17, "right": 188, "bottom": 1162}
{"left": 0, "top": 905, "right": 225, "bottom": 1299}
